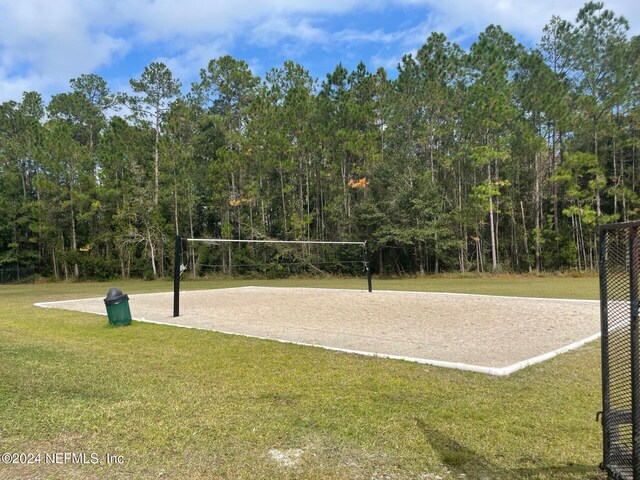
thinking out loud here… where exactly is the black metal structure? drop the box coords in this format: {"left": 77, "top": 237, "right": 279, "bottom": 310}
{"left": 364, "top": 241, "right": 372, "bottom": 293}
{"left": 600, "top": 221, "right": 640, "bottom": 480}
{"left": 173, "top": 235, "right": 181, "bottom": 318}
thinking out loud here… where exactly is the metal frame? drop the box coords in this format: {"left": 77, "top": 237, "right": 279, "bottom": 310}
{"left": 599, "top": 220, "right": 640, "bottom": 480}
{"left": 173, "top": 235, "right": 372, "bottom": 317}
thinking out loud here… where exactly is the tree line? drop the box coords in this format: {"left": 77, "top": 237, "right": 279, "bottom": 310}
{"left": 0, "top": 2, "right": 638, "bottom": 280}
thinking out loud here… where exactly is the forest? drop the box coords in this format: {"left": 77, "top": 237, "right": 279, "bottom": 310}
{"left": 0, "top": 2, "right": 638, "bottom": 280}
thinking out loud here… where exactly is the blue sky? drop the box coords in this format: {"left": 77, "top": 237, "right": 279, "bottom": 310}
{"left": 0, "top": 0, "right": 638, "bottom": 102}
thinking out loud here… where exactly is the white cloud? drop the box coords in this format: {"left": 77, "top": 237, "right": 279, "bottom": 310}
{"left": 157, "top": 41, "right": 227, "bottom": 87}
{"left": 0, "top": 0, "right": 128, "bottom": 100}
{"left": 366, "top": 0, "right": 639, "bottom": 75}
{"left": 112, "top": 0, "right": 374, "bottom": 41}
{"left": 369, "top": 53, "right": 404, "bottom": 72}
{"left": 0, "top": 69, "right": 47, "bottom": 103}
{"left": 397, "top": 0, "right": 639, "bottom": 44}
{"left": 334, "top": 28, "right": 399, "bottom": 44}
{"left": 252, "top": 17, "right": 328, "bottom": 47}
{"left": 0, "top": 0, "right": 637, "bottom": 102}
{"left": 0, "top": 0, "right": 381, "bottom": 101}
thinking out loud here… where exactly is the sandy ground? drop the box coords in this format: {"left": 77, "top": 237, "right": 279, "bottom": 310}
{"left": 36, "top": 287, "right": 600, "bottom": 372}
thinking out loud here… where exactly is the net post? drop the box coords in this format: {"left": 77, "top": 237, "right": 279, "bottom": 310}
{"left": 173, "top": 235, "right": 181, "bottom": 317}
{"left": 364, "top": 241, "right": 372, "bottom": 293}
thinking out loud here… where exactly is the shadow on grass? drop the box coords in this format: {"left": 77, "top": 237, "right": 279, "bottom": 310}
{"left": 414, "top": 418, "right": 604, "bottom": 479}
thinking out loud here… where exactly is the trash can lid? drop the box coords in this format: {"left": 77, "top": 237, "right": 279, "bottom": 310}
{"left": 106, "top": 288, "right": 123, "bottom": 299}
{"left": 104, "top": 287, "right": 129, "bottom": 305}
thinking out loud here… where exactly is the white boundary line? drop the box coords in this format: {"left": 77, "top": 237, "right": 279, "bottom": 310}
{"left": 34, "top": 286, "right": 601, "bottom": 377}
{"left": 35, "top": 298, "right": 104, "bottom": 307}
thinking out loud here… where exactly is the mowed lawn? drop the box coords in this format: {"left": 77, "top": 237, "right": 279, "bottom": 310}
{"left": 0, "top": 275, "right": 605, "bottom": 479}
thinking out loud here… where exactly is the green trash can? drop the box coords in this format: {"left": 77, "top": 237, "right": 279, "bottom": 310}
{"left": 104, "top": 288, "right": 132, "bottom": 326}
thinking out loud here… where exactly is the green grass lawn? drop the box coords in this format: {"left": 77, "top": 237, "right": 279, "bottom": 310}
{"left": 0, "top": 275, "right": 605, "bottom": 479}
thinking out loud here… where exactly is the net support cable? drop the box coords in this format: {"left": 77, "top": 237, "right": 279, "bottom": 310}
{"left": 173, "top": 236, "right": 372, "bottom": 317}
{"left": 186, "top": 238, "right": 365, "bottom": 246}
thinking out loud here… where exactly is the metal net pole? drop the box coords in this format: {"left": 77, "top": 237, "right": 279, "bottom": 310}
{"left": 173, "top": 235, "right": 182, "bottom": 317}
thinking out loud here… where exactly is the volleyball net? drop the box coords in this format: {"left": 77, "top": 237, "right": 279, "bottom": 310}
{"left": 173, "top": 236, "right": 372, "bottom": 317}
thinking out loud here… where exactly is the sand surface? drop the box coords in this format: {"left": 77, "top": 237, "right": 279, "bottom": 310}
{"left": 36, "top": 287, "right": 600, "bottom": 370}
